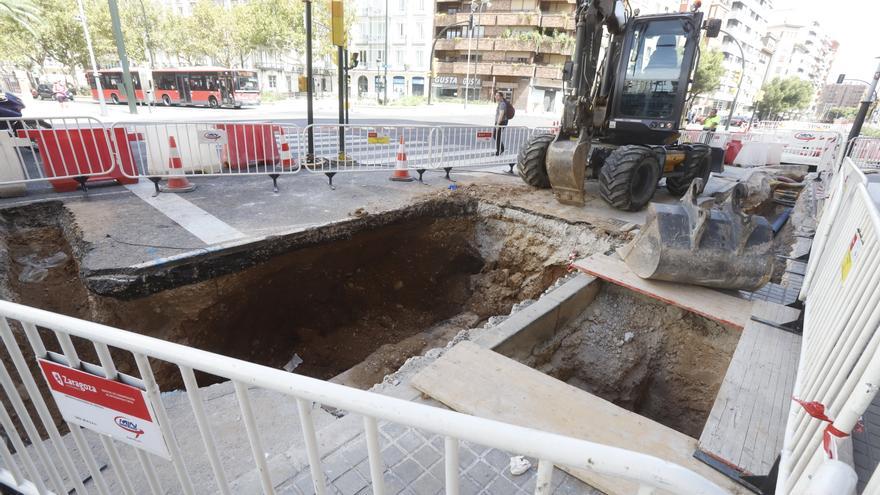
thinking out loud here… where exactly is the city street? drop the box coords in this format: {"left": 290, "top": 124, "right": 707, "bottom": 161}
{"left": 19, "top": 95, "right": 558, "bottom": 128}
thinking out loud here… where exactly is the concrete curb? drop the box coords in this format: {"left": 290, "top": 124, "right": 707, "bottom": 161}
{"left": 474, "top": 273, "right": 601, "bottom": 361}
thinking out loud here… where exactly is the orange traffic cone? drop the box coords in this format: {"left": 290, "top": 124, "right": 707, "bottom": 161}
{"left": 275, "top": 131, "right": 296, "bottom": 170}
{"left": 161, "top": 136, "right": 195, "bottom": 193}
{"left": 389, "top": 135, "right": 414, "bottom": 182}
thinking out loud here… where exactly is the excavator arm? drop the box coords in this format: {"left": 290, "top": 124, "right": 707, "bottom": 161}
{"left": 547, "top": 0, "right": 627, "bottom": 205}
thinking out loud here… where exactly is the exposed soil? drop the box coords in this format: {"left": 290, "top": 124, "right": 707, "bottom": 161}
{"left": 526, "top": 284, "right": 740, "bottom": 438}
{"left": 0, "top": 198, "right": 609, "bottom": 391}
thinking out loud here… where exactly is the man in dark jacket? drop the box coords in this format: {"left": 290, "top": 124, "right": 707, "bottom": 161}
{"left": 494, "top": 91, "right": 509, "bottom": 156}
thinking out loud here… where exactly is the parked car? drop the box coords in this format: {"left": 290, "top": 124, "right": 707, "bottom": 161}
{"left": 31, "top": 83, "right": 75, "bottom": 101}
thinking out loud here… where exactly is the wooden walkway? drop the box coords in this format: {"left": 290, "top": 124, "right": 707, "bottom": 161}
{"left": 412, "top": 341, "right": 749, "bottom": 495}
{"left": 572, "top": 254, "right": 753, "bottom": 330}
{"left": 697, "top": 301, "right": 802, "bottom": 478}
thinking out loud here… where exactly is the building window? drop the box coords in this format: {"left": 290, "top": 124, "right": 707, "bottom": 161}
{"left": 396, "top": 50, "right": 405, "bottom": 66}
{"left": 398, "top": 23, "right": 405, "bottom": 37}
{"left": 412, "top": 76, "right": 425, "bottom": 96}
{"left": 268, "top": 75, "right": 277, "bottom": 89}
{"left": 398, "top": 0, "right": 405, "bottom": 11}
{"left": 414, "top": 50, "right": 423, "bottom": 66}
{"left": 417, "top": 0, "right": 424, "bottom": 11}
{"left": 393, "top": 76, "right": 405, "bottom": 95}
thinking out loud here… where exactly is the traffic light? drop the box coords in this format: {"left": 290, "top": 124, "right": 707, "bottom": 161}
{"left": 837, "top": 73, "right": 846, "bottom": 84}
{"left": 350, "top": 52, "right": 360, "bottom": 69}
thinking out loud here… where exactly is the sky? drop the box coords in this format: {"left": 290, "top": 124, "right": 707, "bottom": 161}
{"left": 774, "top": 0, "right": 880, "bottom": 84}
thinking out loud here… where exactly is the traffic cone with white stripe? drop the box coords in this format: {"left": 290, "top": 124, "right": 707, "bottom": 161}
{"left": 274, "top": 131, "right": 296, "bottom": 170}
{"left": 161, "top": 136, "right": 195, "bottom": 193}
{"left": 389, "top": 135, "right": 414, "bottom": 182}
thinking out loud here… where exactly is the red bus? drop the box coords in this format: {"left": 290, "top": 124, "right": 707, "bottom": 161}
{"left": 87, "top": 67, "right": 261, "bottom": 108}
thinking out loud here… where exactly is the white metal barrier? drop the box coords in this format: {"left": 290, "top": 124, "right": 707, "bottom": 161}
{"left": 678, "top": 128, "right": 844, "bottom": 170}
{"left": 0, "top": 117, "right": 128, "bottom": 193}
{"left": 111, "top": 120, "right": 301, "bottom": 178}
{"left": 777, "top": 158, "right": 880, "bottom": 493}
{"left": 299, "top": 124, "right": 436, "bottom": 176}
{"left": 428, "top": 125, "right": 533, "bottom": 174}
{"left": 848, "top": 136, "right": 880, "bottom": 169}
{"left": 0, "top": 300, "right": 726, "bottom": 495}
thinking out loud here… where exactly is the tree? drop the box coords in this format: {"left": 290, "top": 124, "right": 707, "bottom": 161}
{"left": 824, "top": 106, "right": 857, "bottom": 122}
{"left": 756, "top": 77, "right": 814, "bottom": 120}
{"left": 0, "top": 0, "right": 40, "bottom": 33}
{"left": 689, "top": 48, "right": 724, "bottom": 102}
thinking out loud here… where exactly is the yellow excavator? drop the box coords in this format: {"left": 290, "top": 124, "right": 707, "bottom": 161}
{"left": 516, "top": 0, "right": 722, "bottom": 211}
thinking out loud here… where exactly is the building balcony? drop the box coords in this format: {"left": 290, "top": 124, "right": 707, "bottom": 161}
{"left": 495, "top": 12, "right": 540, "bottom": 26}
{"left": 537, "top": 40, "right": 573, "bottom": 55}
{"left": 494, "top": 38, "right": 538, "bottom": 51}
{"left": 494, "top": 64, "right": 534, "bottom": 77}
{"left": 534, "top": 65, "right": 562, "bottom": 79}
{"left": 434, "top": 39, "right": 455, "bottom": 50}
{"left": 435, "top": 62, "right": 456, "bottom": 73}
{"left": 539, "top": 14, "right": 576, "bottom": 30}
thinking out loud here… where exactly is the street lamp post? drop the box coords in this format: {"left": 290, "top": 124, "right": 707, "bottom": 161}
{"left": 427, "top": 21, "right": 469, "bottom": 105}
{"left": 719, "top": 29, "right": 745, "bottom": 131}
{"left": 463, "top": 0, "right": 490, "bottom": 109}
{"left": 846, "top": 57, "right": 880, "bottom": 155}
{"left": 76, "top": 0, "right": 106, "bottom": 116}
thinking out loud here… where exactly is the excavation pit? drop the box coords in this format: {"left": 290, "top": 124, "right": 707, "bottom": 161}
{"left": 519, "top": 281, "right": 740, "bottom": 438}
{"left": 0, "top": 198, "right": 615, "bottom": 395}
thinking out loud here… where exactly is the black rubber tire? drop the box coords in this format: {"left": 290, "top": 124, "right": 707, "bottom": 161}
{"left": 666, "top": 149, "right": 712, "bottom": 197}
{"left": 598, "top": 145, "right": 661, "bottom": 211}
{"left": 162, "top": 94, "right": 172, "bottom": 106}
{"left": 516, "top": 133, "right": 554, "bottom": 189}
{"left": 208, "top": 97, "right": 219, "bottom": 109}
{"left": 110, "top": 93, "right": 120, "bottom": 104}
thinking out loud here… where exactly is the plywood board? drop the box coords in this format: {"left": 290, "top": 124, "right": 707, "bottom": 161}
{"left": 572, "top": 254, "right": 753, "bottom": 330}
{"left": 698, "top": 302, "right": 801, "bottom": 476}
{"left": 412, "top": 341, "right": 748, "bottom": 495}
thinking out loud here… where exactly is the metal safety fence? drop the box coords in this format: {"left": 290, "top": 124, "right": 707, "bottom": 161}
{"left": 678, "top": 128, "right": 845, "bottom": 170}
{"left": 0, "top": 117, "right": 129, "bottom": 195}
{"left": 0, "top": 300, "right": 726, "bottom": 495}
{"left": 848, "top": 136, "right": 880, "bottom": 169}
{"left": 777, "top": 158, "right": 880, "bottom": 493}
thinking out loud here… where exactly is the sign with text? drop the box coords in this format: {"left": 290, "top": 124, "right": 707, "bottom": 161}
{"left": 433, "top": 76, "right": 482, "bottom": 88}
{"left": 38, "top": 359, "right": 170, "bottom": 459}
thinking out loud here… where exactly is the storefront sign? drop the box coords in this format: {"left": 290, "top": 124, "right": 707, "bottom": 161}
{"left": 433, "top": 76, "right": 482, "bottom": 88}
{"left": 38, "top": 359, "right": 171, "bottom": 459}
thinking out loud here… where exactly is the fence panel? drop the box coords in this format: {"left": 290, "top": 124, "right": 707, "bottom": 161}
{"left": 429, "top": 125, "right": 532, "bottom": 173}
{"left": 299, "top": 124, "right": 435, "bottom": 175}
{"left": 0, "top": 116, "right": 127, "bottom": 193}
{"left": 110, "top": 119, "right": 301, "bottom": 179}
{"left": 0, "top": 300, "right": 727, "bottom": 495}
{"left": 848, "top": 136, "right": 880, "bottom": 169}
{"left": 777, "top": 158, "right": 880, "bottom": 493}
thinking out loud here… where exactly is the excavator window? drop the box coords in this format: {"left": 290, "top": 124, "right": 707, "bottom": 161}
{"left": 618, "top": 19, "right": 688, "bottom": 120}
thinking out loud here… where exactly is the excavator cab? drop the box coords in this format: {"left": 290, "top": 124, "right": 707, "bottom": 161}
{"left": 517, "top": 1, "right": 721, "bottom": 211}
{"left": 604, "top": 14, "right": 701, "bottom": 145}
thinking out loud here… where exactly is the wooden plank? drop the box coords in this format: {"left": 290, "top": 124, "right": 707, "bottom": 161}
{"left": 412, "top": 341, "right": 749, "bottom": 495}
{"left": 698, "top": 301, "right": 802, "bottom": 476}
{"left": 572, "top": 254, "right": 753, "bottom": 330}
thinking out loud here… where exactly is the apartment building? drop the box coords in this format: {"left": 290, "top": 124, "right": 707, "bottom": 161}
{"left": 431, "top": 0, "right": 577, "bottom": 113}
{"left": 695, "top": 0, "right": 775, "bottom": 119}
{"left": 348, "top": 0, "right": 434, "bottom": 102}
{"left": 765, "top": 10, "right": 838, "bottom": 115}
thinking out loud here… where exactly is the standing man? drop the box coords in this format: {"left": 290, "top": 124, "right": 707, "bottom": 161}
{"left": 702, "top": 108, "right": 721, "bottom": 131}
{"left": 494, "top": 91, "right": 510, "bottom": 156}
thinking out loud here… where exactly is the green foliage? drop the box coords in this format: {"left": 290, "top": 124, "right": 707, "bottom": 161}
{"left": 689, "top": 48, "right": 723, "bottom": 101}
{"left": 391, "top": 95, "right": 426, "bottom": 106}
{"left": 0, "top": 0, "right": 40, "bottom": 33}
{"left": 861, "top": 126, "right": 880, "bottom": 138}
{"left": 756, "top": 77, "right": 814, "bottom": 120}
{"left": 824, "top": 106, "right": 857, "bottom": 122}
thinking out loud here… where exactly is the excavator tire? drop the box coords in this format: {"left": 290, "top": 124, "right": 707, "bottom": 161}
{"left": 666, "top": 147, "right": 711, "bottom": 197}
{"left": 517, "top": 133, "right": 554, "bottom": 189}
{"left": 598, "top": 145, "right": 660, "bottom": 211}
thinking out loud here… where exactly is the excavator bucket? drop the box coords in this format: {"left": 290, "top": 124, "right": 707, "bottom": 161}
{"left": 546, "top": 137, "right": 588, "bottom": 206}
{"left": 621, "top": 179, "right": 774, "bottom": 291}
